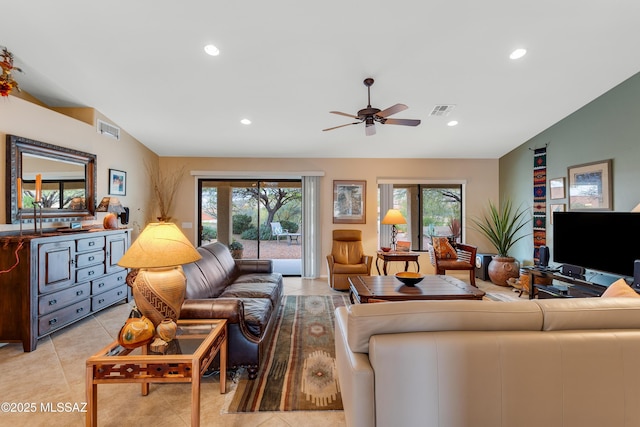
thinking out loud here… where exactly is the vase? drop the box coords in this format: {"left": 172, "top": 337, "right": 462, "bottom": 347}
{"left": 488, "top": 256, "right": 520, "bottom": 286}
{"left": 156, "top": 318, "right": 178, "bottom": 342}
{"left": 131, "top": 266, "right": 186, "bottom": 326}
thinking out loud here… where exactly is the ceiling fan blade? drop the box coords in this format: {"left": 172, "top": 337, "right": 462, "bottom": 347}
{"left": 384, "top": 118, "right": 421, "bottom": 126}
{"left": 322, "top": 122, "right": 359, "bottom": 132}
{"left": 365, "top": 123, "right": 376, "bottom": 136}
{"left": 376, "top": 103, "right": 408, "bottom": 118}
{"left": 330, "top": 111, "right": 360, "bottom": 119}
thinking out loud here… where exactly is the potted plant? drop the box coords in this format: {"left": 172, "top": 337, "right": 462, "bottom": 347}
{"left": 228, "top": 240, "right": 244, "bottom": 259}
{"left": 471, "top": 199, "right": 530, "bottom": 286}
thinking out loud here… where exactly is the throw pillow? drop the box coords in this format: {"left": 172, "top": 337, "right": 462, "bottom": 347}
{"left": 432, "top": 237, "right": 458, "bottom": 260}
{"left": 601, "top": 278, "right": 640, "bottom": 298}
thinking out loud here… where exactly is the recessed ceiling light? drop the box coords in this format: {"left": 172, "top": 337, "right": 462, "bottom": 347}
{"left": 447, "top": 120, "right": 459, "bottom": 127}
{"left": 509, "top": 48, "right": 527, "bottom": 60}
{"left": 240, "top": 118, "right": 251, "bottom": 125}
{"left": 204, "top": 44, "right": 220, "bottom": 56}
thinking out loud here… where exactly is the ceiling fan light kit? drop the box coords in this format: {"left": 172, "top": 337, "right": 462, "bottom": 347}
{"left": 323, "top": 78, "right": 421, "bottom": 136}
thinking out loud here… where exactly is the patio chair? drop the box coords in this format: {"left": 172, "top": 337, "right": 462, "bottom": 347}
{"left": 270, "top": 222, "right": 291, "bottom": 244}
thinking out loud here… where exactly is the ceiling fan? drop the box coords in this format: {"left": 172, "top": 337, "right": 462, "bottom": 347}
{"left": 323, "top": 78, "right": 421, "bottom": 136}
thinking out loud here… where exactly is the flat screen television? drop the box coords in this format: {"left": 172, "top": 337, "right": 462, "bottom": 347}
{"left": 553, "top": 211, "right": 640, "bottom": 278}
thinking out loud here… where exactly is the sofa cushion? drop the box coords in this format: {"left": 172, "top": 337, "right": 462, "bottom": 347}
{"left": 219, "top": 279, "right": 282, "bottom": 309}
{"left": 535, "top": 298, "right": 640, "bottom": 331}
{"left": 241, "top": 298, "right": 273, "bottom": 338}
{"left": 344, "top": 300, "right": 543, "bottom": 353}
{"left": 601, "top": 278, "right": 640, "bottom": 298}
{"left": 183, "top": 248, "right": 230, "bottom": 298}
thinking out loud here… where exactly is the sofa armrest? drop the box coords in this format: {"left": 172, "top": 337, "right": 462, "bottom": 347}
{"left": 335, "top": 306, "right": 375, "bottom": 427}
{"left": 181, "top": 297, "right": 243, "bottom": 323}
{"left": 235, "top": 259, "right": 273, "bottom": 274}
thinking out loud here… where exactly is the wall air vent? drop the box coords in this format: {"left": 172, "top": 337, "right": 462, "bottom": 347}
{"left": 430, "top": 105, "right": 456, "bottom": 117}
{"left": 97, "top": 119, "right": 120, "bottom": 140}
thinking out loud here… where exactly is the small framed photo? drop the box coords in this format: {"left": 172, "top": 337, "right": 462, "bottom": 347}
{"left": 109, "top": 169, "right": 126, "bottom": 196}
{"left": 549, "top": 177, "right": 565, "bottom": 200}
{"left": 549, "top": 203, "right": 565, "bottom": 224}
{"left": 333, "top": 180, "right": 366, "bottom": 224}
{"left": 568, "top": 159, "right": 612, "bottom": 211}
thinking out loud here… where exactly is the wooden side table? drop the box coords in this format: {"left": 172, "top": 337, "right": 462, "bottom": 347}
{"left": 376, "top": 251, "right": 421, "bottom": 275}
{"left": 86, "top": 319, "right": 227, "bottom": 427}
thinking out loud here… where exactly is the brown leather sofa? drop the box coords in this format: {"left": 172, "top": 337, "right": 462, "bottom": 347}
{"left": 179, "top": 242, "right": 283, "bottom": 379}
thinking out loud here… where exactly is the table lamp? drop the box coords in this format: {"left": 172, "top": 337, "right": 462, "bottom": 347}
{"left": 117, "top": 222, "right": 202, "bottom": 327}
{"left": 381, "top": 209, "right": 407, "bottom": 251}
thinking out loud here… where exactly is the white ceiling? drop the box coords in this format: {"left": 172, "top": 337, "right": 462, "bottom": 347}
{"left": 2, "top": 1, "right": 640, "bottom": 159}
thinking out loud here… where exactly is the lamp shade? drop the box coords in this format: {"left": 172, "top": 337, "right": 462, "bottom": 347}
{"left": 381, "top": 209, "right": 407, "bottom": 225}
{"left": 118, "top": 222, "right": 202, "bottom": 268}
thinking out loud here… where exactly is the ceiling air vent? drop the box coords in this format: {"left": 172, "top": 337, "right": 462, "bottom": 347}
{"left": 97, "top": 119, "right": 120, "bottom": 140}
{"left": 430, "top": 105, "right": 456, "bottom": 117}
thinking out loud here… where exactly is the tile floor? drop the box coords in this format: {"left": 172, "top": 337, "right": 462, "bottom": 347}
{"left": 0, "top": 275, "right": 519, "bottom": 427}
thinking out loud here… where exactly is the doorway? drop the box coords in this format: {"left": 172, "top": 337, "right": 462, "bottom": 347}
{"left": 198, "top": 179, "right": 302, "bottom": 275}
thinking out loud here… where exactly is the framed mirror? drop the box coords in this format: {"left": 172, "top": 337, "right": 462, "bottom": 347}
{"left": 6, "top": 135, "right": 97, "bottom": 224}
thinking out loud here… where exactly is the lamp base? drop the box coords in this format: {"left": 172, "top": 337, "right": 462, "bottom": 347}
{"left": 131, "top": 266, "right": 186, "bottom": 326}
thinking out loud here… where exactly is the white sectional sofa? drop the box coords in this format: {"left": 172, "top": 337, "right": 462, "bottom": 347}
{"left": 335, "top": 298, "right": 640, "bottom": 427}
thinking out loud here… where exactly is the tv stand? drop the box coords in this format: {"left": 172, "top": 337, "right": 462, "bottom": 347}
{"left": 525, "top": 268, "right": 606, "bottom": 299}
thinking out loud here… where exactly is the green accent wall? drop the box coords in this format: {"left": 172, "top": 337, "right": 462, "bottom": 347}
{"left": 500, "top": 71, "right": 640, "bottom": 265}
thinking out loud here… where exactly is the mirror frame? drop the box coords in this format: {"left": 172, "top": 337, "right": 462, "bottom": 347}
{"left": 5, "top": 135, "right": 97, "bottom": 224}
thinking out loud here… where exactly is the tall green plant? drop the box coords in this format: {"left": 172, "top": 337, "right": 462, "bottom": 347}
{"left": 471, "top": 200, "right": 530, "bottom": 257}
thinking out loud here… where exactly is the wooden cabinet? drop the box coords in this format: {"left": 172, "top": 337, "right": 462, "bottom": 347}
{"left": 0, "top": 229, "right": 131, "bottom": 351}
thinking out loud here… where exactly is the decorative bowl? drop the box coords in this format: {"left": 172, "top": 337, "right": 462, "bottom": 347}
{"left": 395, "top": 272, "right": 425, "bottom": 286}
{"left": 380, "top": 247, "right": 391, "bottom": 252}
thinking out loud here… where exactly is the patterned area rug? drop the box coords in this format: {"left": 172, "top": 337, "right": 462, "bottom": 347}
{"left": 227, "top": 294, "right": 348, "bottom": 412}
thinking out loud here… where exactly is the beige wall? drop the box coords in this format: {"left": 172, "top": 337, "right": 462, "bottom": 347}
{"left": 0, "top": 96, "right": 158, "bottom": 237}
{"left": 160, "top": 156, "right": 499, "bottom": 277}
{"left": 0, "top": 95, "right": 500, "bottom": 277}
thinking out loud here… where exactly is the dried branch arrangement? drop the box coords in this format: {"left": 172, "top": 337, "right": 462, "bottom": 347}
{"left": 145, "top": 162, "right": 185, "bottom": 222}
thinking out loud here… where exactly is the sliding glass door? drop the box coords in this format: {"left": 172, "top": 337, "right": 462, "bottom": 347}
{"left": 198, "top": 179, "right": 302, "bottom": 275}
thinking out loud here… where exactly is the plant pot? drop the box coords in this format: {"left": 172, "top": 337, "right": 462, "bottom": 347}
{"left": 230, "top": 249, "right": 243, "bottom": 259}
{"left": 488, "top": 256, "right": 520, "bottom": 286}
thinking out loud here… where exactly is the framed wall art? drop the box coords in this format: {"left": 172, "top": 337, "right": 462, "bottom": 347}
{"left": 549, "top": 177, "right": 565, "bottom": 200}
{"left": 549, "top": 203, "right": 565, "bottom": 224}
{"left": 567, "top": 159, "right": 612, "bottom": 211}
{"left": 333, "top": 180, "right": 366, "bottom": 224}
{"left": 109, "top": 169, "right": 127, "bottom": 196}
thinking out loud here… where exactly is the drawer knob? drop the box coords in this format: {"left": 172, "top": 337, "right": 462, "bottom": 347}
{"left": 89, "top": 256, "right": 95, "bottom": 261}
{"left": 49, "top": 318, "right": 58, "bottom": 325}
{"left": 76, "top": 307, "right": 84, "bottom": 313}
{"left": 49, "top": 299, "right": 57, "bottom": 306}
{"left": 98, "top": 299, "right": 105, "bottom": 304}
{"left": 98, "top": 283, "right": 104, "bottom": 288}
{"left": 76, "top": 290, "right": 84, "bottom": 296}
{"left": 89, "top": 241, "right": 95, "bottom": 246}
{"left": 88, "top": 271, "right": 95, "bottom": 276}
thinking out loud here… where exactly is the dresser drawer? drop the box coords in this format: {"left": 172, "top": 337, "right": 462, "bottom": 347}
{"left": 38, "top": 282, "right": 91, "bottom": 315}
{"left": 91, "top": 285, "right": 127, "bottom": 311}
{"left": 91, "top": 270, "right": 127, "bottom": 294}
{"left": 38, "top": 299, "right": 91, "bottom": 336}
{"left": 76, "top": 236, "right": 105, "bottom": 252}
{"left": 76, "top": 250, "right": 105, "bottom": 268}
{"left": 77, "top": 264, "right": 104, "bottom": 283}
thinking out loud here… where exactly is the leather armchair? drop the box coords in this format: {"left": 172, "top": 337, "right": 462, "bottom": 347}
{"left": 327, "top": 229, "right": 372, "bottom": 290}
{"left": 428, "top": 239, "right": 477, "bottom": 287}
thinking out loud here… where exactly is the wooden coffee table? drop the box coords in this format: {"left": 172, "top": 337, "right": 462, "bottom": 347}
{"left": 349, "top": 275, "right": 485, "bottom": 303}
